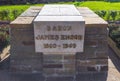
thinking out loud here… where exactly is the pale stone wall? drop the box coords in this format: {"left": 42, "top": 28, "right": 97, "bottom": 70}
{"left": 10, "top": 7, "right": 108, "bottom": 76}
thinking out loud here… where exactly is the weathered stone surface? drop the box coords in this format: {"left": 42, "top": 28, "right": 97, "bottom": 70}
{"left": 45, "top": 76, "right": 74, "bottom": 81}
{"left": 85, "top": 27, "right": 108, "bottom": 35}
{"left": 34, "top": 5, "right": 85, "bottom": 54}
{"left": 10, "top": 54, "right": 43, "bottom": 73}
{"left": 10, "top": 6, "right": 108, "bottom": 77}
{"left": 1, "top": 47, "right": 120, "bottom": 81}
{"left": 20, "top": 7, "right": 42, "bottom": 17}
{"left": 77, "top": 7, "right": 108, "bottom": 28}
{"left": 43, "top": 54, "right": 76, "bottom": 76}
{"left": 43, "top": 64, "right": 63, "bottom": 68}
{"left": 10, "top": 16, "right": 43, "bottom": 73}
{"left": 10, "top": 17, "right": 34, "bottom": 25}
{"left": 43, "top": 54, "right": 62, "bottom": 64}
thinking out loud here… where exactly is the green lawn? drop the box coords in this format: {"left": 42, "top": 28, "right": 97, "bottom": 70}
{"left": 80, "top": 1, "right": 120, "bottom": 11}
{"left": 0, "top": 1, "right": 120, "bottom": 21}
{"left": 0, "top": 1, "right": 120, "bottom": 11}
{"left": 0, "top": 5, "right": 29, "bottom": 11}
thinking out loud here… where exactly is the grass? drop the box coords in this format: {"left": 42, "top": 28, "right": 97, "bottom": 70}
{"left": 80, "top": 1, "right": 120, "bottom": 11}
{"left": 0, "top": 1, "right": 120, "bottom": 21}
{"left": 34, "top": 1, "right": 120, "bottom": 11}
{"left": 1, "top": 1, "right": 120, "bottom": 11}
{"left": 0, "top": 5, "right": 29, "bottom": 11}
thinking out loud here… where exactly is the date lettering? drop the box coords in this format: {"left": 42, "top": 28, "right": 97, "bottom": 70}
{"left": 44, "top": 44, "right": 57, "bottom": 48}
{"left": 43, "top": 43, "right": 76, "bottom": 48}
{"left": 63, "top": 43, "right": 76, "bottom": 48}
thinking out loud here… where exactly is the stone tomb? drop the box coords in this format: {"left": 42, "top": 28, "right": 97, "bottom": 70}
{"left": 10, "top": 5, "right": 108, "bottom": 79}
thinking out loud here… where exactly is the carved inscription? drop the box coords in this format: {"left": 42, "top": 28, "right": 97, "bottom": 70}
{"left": 35, "top": 25, "right": 82, "bottom": 49}
{"left": 34, "top": 22, "right": 85, "bottom": 53}
{"left": 46, "top": 25, "right": 72, "bottom": 31}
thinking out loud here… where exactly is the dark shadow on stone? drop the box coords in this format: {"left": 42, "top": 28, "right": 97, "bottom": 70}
{"left": 0, "top": 69, "right": 10, "bottom": 81}
{"left": 45, "top": 76, "right": 74, "bottom": 81}
{"left": 0, "top": 56, "right": 10, "bottom": 69}
{"left": 76, "top": 72, "right": 108, "bottom": 81}
{"left": 108, "top": 46, "right": 120, "bottom": 72}
{"left": 10, "top": 73, "right": 44, "bottom": 81}
{"left": 0, "top": 56, "right": 10, "bottom": 81}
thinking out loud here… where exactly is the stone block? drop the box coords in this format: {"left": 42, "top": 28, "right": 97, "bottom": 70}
{"left": 77, "top": 7, "right": 95, "bottom": 14}
{"left": 95, "top": 50, "right": 108, "bottom": 59}
{"left": 76, "top": 59, "right": 108, "bottom": 73}
{"left": 77, "top": 66, "right": 88, "bottom": 73}
{"left": 55, "top": 68, "right": 75, "bottom": 76}
{"left": 77, "top": 60, "right": 96, "bottom": 67}
{"left": 10, "top": 58, "right": 42, "bottom": 73}
{"left": 20, "top": 7, "right": 41, "bottom": 17}
{"left": 43, "top": 64, "right": 63, "bottom": 68}
{"left": 10, "top": 17, "right": 34, "bottom": 25}
{"left": 64, "top": 54, "right": 75, "bottom": 60}
{"left": 84, "top": 35, "right": 107, "bottom": 41}
{"left": 96, "top": 59, "right": 108, "bottom": 65}
{"left": 43, "top": 54, "right": 62, "bottom": 60}
{"left": 64, "top": 63, "right": 75, "bottom": 69}
{"left": 85, "top": 27, "right": 108, "bottom": 35}
{"left": 43, "top": 54, "right": 76, "bottom": 76}
{"left": 87, "top": 65, "right": 108, "bottom": 72}
{"left": 43, "top": 68, "right": 56, "bottom": 76}
{"left": 45, "top": 76, "right": 74, "bottom": 81}
{"left": 77, "top": 59, "right": 108, "bottom": 67}
{"left": 10, "top": 53, "right": 43, "bottom": 60}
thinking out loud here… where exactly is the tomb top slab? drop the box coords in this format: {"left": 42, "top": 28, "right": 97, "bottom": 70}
{"left": 34, "top": 16, "right": 84, "bottom": 22}
{"left": 39, "top": 5, "right": 81, "bottom": 16}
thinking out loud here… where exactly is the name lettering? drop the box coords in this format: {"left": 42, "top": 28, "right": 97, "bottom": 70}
{"left": 36, "top": 35, "right": 82, "bottom": 40}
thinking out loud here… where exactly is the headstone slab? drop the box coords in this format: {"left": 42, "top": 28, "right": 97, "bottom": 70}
{"left": 39, "top": 5, "right": 81, "bottom": 16}
{"left": 34, "top": 5, "right": 85, "bottom": 54}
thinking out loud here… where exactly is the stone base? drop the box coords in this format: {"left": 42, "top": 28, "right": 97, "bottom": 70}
{"left": 43, "top": 54, "right": 76, "bottom": 76}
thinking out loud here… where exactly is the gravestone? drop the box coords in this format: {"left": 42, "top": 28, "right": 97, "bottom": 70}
{"left": 34, "top": 5, "right": 85, "bottom": 77}
{"left": 34, "top": 5, "right": 85, "bottom": 54}
{"left": 10, "top": 5, "right": 108, "bottom": 80}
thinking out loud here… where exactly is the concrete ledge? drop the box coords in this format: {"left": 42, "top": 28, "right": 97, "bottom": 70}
{"left": 77, "top": 7, "right": 108, "bottom": 27}
{"left": 10, "top": 17, "right": 34, "bottom": 25}
{"left": 20, "top": 6, "right": 42, "bottom": 17}
{"left": 108, "top": 37, "right": 120, "bottom": 58}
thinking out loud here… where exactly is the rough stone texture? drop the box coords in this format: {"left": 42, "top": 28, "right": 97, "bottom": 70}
{"left": 10, "top": 6, "right": 108, "bottom": 79}
{"left": 1, "top": 47, "right": 120, "bottom": 81}
{"left": 10, "top": 15, "right": 43, "bottom": 73}
{"left": 43, "top": 54, "right": 75, "bottom": 76}
{"left": 34, "top": 5, "right": 85, "bottom": 54}
{"left": 75, "top": 7, "right": 108, "bottom": 74}
{"left": 20, "top": 7, "right": 42, "bottom": 17}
